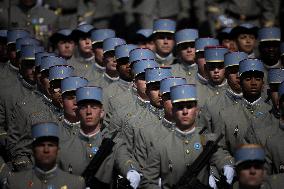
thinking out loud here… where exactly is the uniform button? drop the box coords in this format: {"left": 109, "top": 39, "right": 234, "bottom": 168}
{"left": 89, "top": 154, "right": 93, "bottom": 158}
{"left": 27, "top": 14, "right": 31, "bottom": 18}
{"left": 26, "top": 22, "right": 30, "bottom": 26}
{"left": 186, "top": 149, "right": 190, "bottom": 154}
{"left": 188, "top": 72, "right": 191, "bottom": 76}
{"left": 216, "top": 91, "right": 219, "bottom": 95}
{"left": 251, "top": 110, "right": 254, "bottom": 114}
{"left": 43, "top": 180, "right": 47, "bottom": 184}
{"left": 184, "top": 140, "right": 189, "bottom": 144}
{"left": 88, "top": 143, "right": 92, "bottom": 147}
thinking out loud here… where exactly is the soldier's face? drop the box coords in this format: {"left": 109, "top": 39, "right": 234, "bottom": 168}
{"left": 62, "top": 92, "right": 78, "bottom": 120}
{"left": 154, "top": 33, "right": 175, "bottom": 57}
{"left": 49, "top": 80, "right": 63, "bottom": 108}
{"left": 78, "top": 101, "right": 103, "bottom": 129}
{"left": 104, "top": 52, "right": 117, "bottom": 72}
{"left": 178, "top": 42, "right": 196, "bottom": 63}
{"left": 7, "top": 44, "right": 17, "bottom": 62}
{"left": 173, "top": 101, "right": 198, "bottom": 131}
{"left": 226, "top": 66, "right": 241, "bottom": 93}
{"left": 241, "top": 72, "right": 264, "bottom": 97}
{"left": 117, "top": 58, "right": 132, "bottom": 81}
{"left": 162, "top": 93, "right": 173, "bottom": 120}
{"left": 78, "top": 37, "right": 93, "bottom": 54}
{"left": 135, "top": 74, "right": 148, "bottom": 99}
{"left": 206, "top": 62, "right": 226, "bottom": 85}
{"left": 20, "top": 60, "right": 36, "bottom": 84}
{"left": 146, "top": 41, "right": 156, "bottom": 52}
{"left": 39, "top": 70, "right": 51, "bottom": 96}
{"left": 93, "top": 43, "right": 104, "bottom": 65}
{"left": 236, "top": 34, "right": 256, "bottom": 54}
{"left": 222, "top": 39, "right": 238, "bottom": 52}
{"left": 237, "top": 161, "right": 265, "bottom": 188}
{"left": 146, "top": 83, "right": 162, "bottom": 108}
{"left": 33, "top": 140, "right": 59, "bottom": 170}
{"left": 259, "top": 41, "right": 280, "bottom": 66}
{"left": 57, "top": 40, "right": 75, "bottom": 59}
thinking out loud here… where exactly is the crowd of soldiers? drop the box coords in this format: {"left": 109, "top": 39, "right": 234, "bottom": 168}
{"left": 0, "top": 0, "right": 284, "bottom": 189}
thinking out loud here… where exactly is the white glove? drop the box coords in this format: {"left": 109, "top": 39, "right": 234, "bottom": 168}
{"left": 127, "top": 170, "right": 141, "bottom": 189}
{"left": 223, "top": 165, "right": 235, "bottom": 184}
{"left": 209, "top": 175, "right": 217, "bottom": 189}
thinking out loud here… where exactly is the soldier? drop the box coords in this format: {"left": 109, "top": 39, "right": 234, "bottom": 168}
{"left": 258, "top": 27, "right": 281, "bottom": 83}
{"left": 49, "top": 29, "right": 75, "bottom": 60}
{"left": 6, "top": 122, "right": 85, "bottom": 189}
{"left": 134, "top": 29, "right": 155, "bottom": 51}
{"left": 0, "top": 0, "right": 58, "bottom": 44}
{"left": 44, "top": 0, "right": 79, "bottom": 29}
{"left": 141, "top": 84, "right": 234, "bottom": 188}
{"left": 203, "top": 46, "right": 229, "bottom": 100}
{"left": 134, "top": 77, "right": 186, "bottom": 169}
{"left": 265, "top": 81, "right": 284, "bottom": 174}
{"left": 58, "top": 86, "right": 141, "bottom": 188}
{"left": 103, "top": 44, "right": 137, "bottom": 114}
{"left": 59, "top": 76, "right": 88, "bottom": 141}
{"left": 231, "top": 23, "right": 258, "bottom": 58}
{"left": 69, "top": 24, "right": 95, "bottom": 79}
{"left": 199, "top": 51, "right": 248, "bottom": 132}
{"left": 0, "top": 29, "right": 8, "bottom": 64}
{"left": 0, "top": 29, "right": 30, "bottom": 83}
{"left": 90, "top": 37, "right": 126, "bottom": 87}
{"left": 152, "top": 19, "right": 176, "bottom": 66}
{"left": 6, "top": 64, "right": 73, "bottom": 171}
{"left": 216, "top": 59, "right": 272, "bottom": 155}
{"left": 217, "top": 27, "right": 238, "bottom": 52}
{"left": 171, "top": 29, "right": 199, "bottom": 84}
{"left": 233, "top": 144, "right": 270, "bottom": 189}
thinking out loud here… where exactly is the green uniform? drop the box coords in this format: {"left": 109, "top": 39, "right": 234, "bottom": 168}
{"left": 58, "top": 130, "right": 137, "bottom": 184}
{"left": 265, "top": 125, "right": 284, "bottom": 174}
{"left": 89, "top": 72, "right": 119, "bottom": 89}
{"left": 195, "top": 73, "right": 210, "bottom": 107}
{"left": 6, "top": 91, "right": 58, "bottom": 170}
{"left": 171, "top": 62, "right": 198, "bottom": 84}
{"left": 0, "top": 4, "right": 58, "bottom": 43}
{"left": 58, "top": 118, "right": 80, "bottom": 143}
{"left": 135, "top": 118, "right": 175, "bottom": 170}
{"left": 216, "top": 97, "right": 272, "bottom": 155}
{"left": 84, "top": 62, "right": 105, "bottom": 85}
{"left": 140, "top": 127, "right": 234, "bottom": 189}
{"left": 6, "top": 166, "right": 85, "bottom": 189}
{"left": 198, "top": 89, "right": 242, "bottom": 132}
{"left": 266, "top": 174, "right": 284, "bottom": 188}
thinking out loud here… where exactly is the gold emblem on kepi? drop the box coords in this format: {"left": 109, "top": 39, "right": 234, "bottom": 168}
{"left": 61, "top": 69, "right": 64, "bottom": 74}
{"left": 60, "top": 185, "right": 67, "bottom": 189}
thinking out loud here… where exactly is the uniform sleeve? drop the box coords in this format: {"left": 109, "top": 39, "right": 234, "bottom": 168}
{"left": 264, "top": 138, "right": 273, "bottom": 174}
{"left": 140, "top": 142, "right": 162, "bottom": 189}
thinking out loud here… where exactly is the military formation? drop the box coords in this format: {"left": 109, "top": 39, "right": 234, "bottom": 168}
{"left": 0, "top": 0, "right": 283, "bottom": 189}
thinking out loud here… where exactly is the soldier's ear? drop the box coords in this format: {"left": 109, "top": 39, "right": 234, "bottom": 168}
{"left": 100, "top": 109, "right": 105, "bottom": 119}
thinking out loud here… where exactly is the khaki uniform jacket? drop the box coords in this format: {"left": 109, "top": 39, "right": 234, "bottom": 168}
{"left": 6, "top": 166, "right": 85, "bottom": 189}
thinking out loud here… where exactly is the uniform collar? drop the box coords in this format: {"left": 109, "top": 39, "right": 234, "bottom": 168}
{"left": 148, "top": 103, "right": 164, "bottom": 120}
{"left": 242, "top": 96, "right": 263, "bottom": 110}
{"left": 103, "top": 72, "right": 119, "bottom": 81}
{"left": 77, "top": 55, "right": 95, "bottom": 63}
{"left": 9, "top": 61, "right": 19, "bottom": 71}
{"left": 155, "top": 53, "right": 174, "bottom": 65}
{"left": 94, "top": 62, "right": 106, "bottom": 71}
{"left": 137, "top": 95, "right": 149, "bottom": 108}
{"left": 79, "top": 129, "right": 101, "bottom": 141}
{"left": 175, "top": 126, "right": 196, "bottom": 138}
{"left": 34, "top": 165, "right": 58, "bottom": 181}
{"left": 63, "top": 118, "right": 80, "bottom": 127}
{"left": 20, "top": 77, "right": 37, "bottom": 90}
{"left": 208, "top": 79, "right": 227, "bottom": 88}
{"left": 196, "top": 73, "right": 208, "bottom": 85}
{"left": 162, "top": 118, "right": 175, "bottom": 130}
{"left": 226, "top": 88, "right": 243, "bottom": 100}
{"left": 248, "top": 52, "right": 256, "bottom": 58}
{"left": 118, "top": 78, "right": 133, "bottom": 87}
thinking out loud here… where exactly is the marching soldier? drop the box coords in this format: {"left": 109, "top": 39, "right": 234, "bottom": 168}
{"left": 58, "top": 86, "right": 141, "bottom": 188}
{"left": 231, "top": 23, "right": 258, "bottom": 58}
{"left": 141, "top": 84, "right": 234, "bottom": 188}
{"left": 199, "top": 51, "right": 248, "bottom": 132}
{"left": 6, "top": 122, "right": 86, "bottom": 189}
{"left": 59, "top": 76, "right": 88, "bottom": 141}
{"left": 171, "top": 29, "right": 199, "bottom": 84}
{"left": 152, "top": 19, "right": 176, "bottom": 66}
{"left": 134, "top": 29, "right": 156, "bottom": 51}
{"left": 49, "top": 29, "right": 75, "bottom": 60}
{"left": 90, "top": 37, "right": 126, "bottom": 88}
{"left": 69, "top": 24, "right": 95, "bottom": 79}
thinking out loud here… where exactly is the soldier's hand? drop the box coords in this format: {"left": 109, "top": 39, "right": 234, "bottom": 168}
{"left": 209, "top": 175, "right": 218, "bottom": 189}
{"left": 126, "top": 170, "right": 141, "bottom": 189}
{"left": 223, "top": 165, "right": 235, "bottom": 184}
